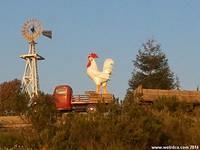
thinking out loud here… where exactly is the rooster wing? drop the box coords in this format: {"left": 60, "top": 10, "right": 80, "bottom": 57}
{"left": 88, "top": 68, "right": 109, "bottom": 80}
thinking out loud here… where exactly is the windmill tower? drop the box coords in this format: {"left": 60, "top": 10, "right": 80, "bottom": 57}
{"left": 20, "top": 19, "right": 52, "bottom": 103}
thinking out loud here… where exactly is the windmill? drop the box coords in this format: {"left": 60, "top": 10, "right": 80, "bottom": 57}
{"left": 20, "top": 19, "right": 52, "bottom": 104}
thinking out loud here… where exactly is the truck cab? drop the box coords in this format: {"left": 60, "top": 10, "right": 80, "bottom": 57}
{"left": 53, "top": 85, "right": 73, "bottom": 111}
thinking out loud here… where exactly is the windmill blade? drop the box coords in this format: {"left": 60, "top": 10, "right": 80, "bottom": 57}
{"left": 42, "top": 30, "right": 52, "bottom": 39}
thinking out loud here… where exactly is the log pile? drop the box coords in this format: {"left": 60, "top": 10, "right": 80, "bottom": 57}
{"left": 134, "top": 85, "right": 200, "bottom": 104}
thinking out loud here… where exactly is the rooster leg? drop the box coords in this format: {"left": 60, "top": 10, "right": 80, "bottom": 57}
{"left": 102, "top": 82, "right": 108, "bottom": 94}
{"left": 96, "top": 85, "right": 100, "bottom": 94}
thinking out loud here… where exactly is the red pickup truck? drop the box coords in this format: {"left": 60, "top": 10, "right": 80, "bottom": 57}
{"left": 53, "top": 85, "right": 114, "bottom": 113}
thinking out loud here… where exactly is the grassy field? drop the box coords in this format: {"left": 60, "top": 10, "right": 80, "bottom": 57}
{"left": 0, "top": 116, "right": 30, "bottom": 128}
{"left": 0, "top": 98, "right": 200, "bottom": 149}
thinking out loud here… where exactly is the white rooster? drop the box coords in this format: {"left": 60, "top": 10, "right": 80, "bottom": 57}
{"left": 86, "top": 53, "right": 114, "bottom": 94}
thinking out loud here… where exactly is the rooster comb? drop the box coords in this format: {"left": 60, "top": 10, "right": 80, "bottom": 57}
{"left": 88, "top": 53, "right": 99, "bottom": 58}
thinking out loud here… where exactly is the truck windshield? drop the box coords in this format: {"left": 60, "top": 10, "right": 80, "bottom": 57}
{"left": 55, "top": 88, "right": 66, "bottom": 95}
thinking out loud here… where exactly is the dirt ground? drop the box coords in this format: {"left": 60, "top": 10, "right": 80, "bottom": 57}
{"left": 0, "top": 116, "right": 30, "bottom": 128}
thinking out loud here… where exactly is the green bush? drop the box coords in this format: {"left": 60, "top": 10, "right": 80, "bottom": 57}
{"left": 26, "top": 92, "right": 57, "bottom": 131}
{"left": 0, "top": 131, "right": 23, "bottom": 148}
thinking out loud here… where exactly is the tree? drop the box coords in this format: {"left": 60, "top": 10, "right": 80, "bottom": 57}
{"left": 0, "top": 79, "right": 28, "bottom": 115}
{"left": 128, "top": 39, "right": 175, "bottom": 91}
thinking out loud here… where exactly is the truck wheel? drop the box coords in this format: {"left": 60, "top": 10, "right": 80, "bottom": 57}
{"left": 87, "top": 104, "right": 97, "bottom": 113}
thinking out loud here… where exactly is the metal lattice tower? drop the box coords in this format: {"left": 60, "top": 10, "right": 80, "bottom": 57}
{"left": 20, "top": 19, "right": 52, "bottom": 103}
{"left": 20, "top": 41, "right": 44, "bottom": 100}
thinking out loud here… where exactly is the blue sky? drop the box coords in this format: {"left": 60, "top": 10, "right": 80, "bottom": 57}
{"left": 1, "top": 0, "right": 200, "bottom": 99}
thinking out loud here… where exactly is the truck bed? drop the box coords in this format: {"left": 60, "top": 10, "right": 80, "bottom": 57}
{"left": 72, "top": 92, "right": 114, "bottom": 105}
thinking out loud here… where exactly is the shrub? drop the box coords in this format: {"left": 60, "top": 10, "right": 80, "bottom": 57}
{"left": 26, "top": 92, "right": 57, "bottom": 132}
{"left": 0, "top": 130, "right": 25, "bottom": 149}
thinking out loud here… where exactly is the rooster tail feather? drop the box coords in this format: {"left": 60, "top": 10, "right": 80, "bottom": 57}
{"left": 103, "top": 58, "right": 114, "bottom": 74}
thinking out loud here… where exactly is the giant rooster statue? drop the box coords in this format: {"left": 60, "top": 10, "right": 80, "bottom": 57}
{"left": 86, "top": 53, "right": 114, "bottom": 94}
